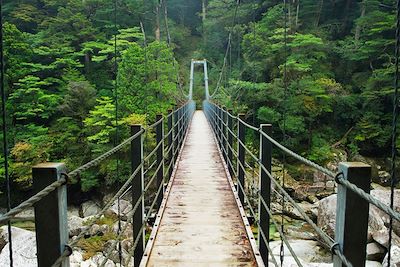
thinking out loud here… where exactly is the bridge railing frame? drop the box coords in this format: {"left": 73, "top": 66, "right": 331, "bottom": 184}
{"left": 202, "top": 100, "right": 400, "bottom": 267}
{"left": 0, "top": 100, "right": 196, "bottom": 267}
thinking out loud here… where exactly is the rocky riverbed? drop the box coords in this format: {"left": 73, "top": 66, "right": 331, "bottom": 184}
{"left": 0, "top": 154, "right": 399, "bottom": 266}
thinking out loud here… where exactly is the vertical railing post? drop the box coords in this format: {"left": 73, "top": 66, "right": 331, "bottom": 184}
{"left": 211, "top": 103, "right": 215, "bottom": 133}
{"left": 237, "top": 114, "right": 246, "bottom": 204}
{"left": 180, "top": 106, "right": 184, "bottom": 147}
{"left": 174, "top": 107, "right": 179, "bottom": 163}
{"left": 333, "top": 162, "right": 371, "bottom": 267}
{"left": 259, "top": 124, "right": 272, "bottom": 265}
{"left": 176, "top": 108, "right": 182, "bottom": 151}
{"left": 212, "top": 103, "right": 216, "bottom": 134}
{"left": 184, "top": 104, "right": 188, "bottom": 135}
{"left": 131, "top": 125, "right": 144, "bottom": 267}
{"left": 167, "top": 109, "right": 173, "bottom": 179}
{"left": 222, "top": 107, "right": 227, "bottom": 161}
{"left": 33, "top": 163, "right": 69, "bottom": 267}
{"left": 218, "top": 105, "right": 223, "bottom": 149}
{"left": 227, "top": 109, "right": 234, "bottom": 177}
{"left": 156, "top": 114, "right": 164, "bottom": 207}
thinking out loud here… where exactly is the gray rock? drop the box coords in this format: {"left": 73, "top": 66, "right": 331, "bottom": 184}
{"left": 104, "top": 259, "right": 116, "bottom": 267}
{"left": 317, "top": 193, "right": 400, "bottom": 248}
{"left": 68, "top": 215, "right": 84, "bottom": 237}
{"left": 81, "top": 200, "right": 101, "bottom": 217}
{"left": 366, "top": 242, "right": 386, "bottom": 261}
{"left": 0, "top": 226, "right": 37, "bottom": 267}
{"left": 69, "top": 250, "right": 83, "bottom": 266}
{"left": 80, "top": 258, "right": 96, "bottom": 267}
{"left": 366, "top": 260, "right": 383, "bottom": 267}
{"left": 317, "top": 194, "right": 336, "bottom": 238}
{"left": 383, "top": 245, "right": 400, "bottom": 266}
{"left": 14, "top": 208, "right": 34, "bottom": 218}
{"left": 68, "top": 206, "right": 81, "bottom": 217}
{"left": 104, "top": 239, "right": 118, "bottom": 253}
{"left": 100, "top": 224, "right": 109, "bottom": 233}
{"left": 90, "top": 253, "right": 107, "bottom": 265}
{"left": 112, "top": 221, "right": 133, "bottom": 238}
{"left": 372, "top": 228, "right": 400, "bottom": 248}
{"left": 121, "top": 238, "right": 133, "bottom": 251}
{"left": 378, "top": 171, "right": 390, "bottom": 184}
{"left": 269, "top": 240, "right": 331, "bottom": 263}
{"left": 371, "top": 189, "right": 400, "bottom": 237}
{"left": 89, "top": 224, "right": 101, "bottom": 236}
{"left": 106, "top": 199, "right": 132, "bottom": 220}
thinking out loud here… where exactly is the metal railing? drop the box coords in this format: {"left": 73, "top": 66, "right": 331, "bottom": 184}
{"left": 0, "top": 100, "right": 196, "bottom": 267}
{"left": 203, "top": 100, "right": 400, "bottom": 267}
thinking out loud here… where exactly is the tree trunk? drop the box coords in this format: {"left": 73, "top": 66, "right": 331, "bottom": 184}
{"left": 355, "top": 0, "right": 366, "bottom": 41}
{"left": 342, "top": 0, "right": 352, "bottom": 32}
{"left": 295, "top": 0, "right": 300, "bottom": 29}
{"left": 84, "top": 52, "right": 90, "bottom": 74}
{"left": 202, "top": 0, "right": 207, "bottom": 22}
{"left": 155, "top": 1, "right": 161, "bottom": 41}
{"left": 315, "top": 0, "right": 323, "bottom": 27}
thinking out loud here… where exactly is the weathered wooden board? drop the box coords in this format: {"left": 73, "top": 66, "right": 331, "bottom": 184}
{"left": 141, "top": 111, "right": 261, "bottom": 267}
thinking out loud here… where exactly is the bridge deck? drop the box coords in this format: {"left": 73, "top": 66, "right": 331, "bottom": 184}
{"left": 141, "top": 111, "right": 261, "bottom": 267}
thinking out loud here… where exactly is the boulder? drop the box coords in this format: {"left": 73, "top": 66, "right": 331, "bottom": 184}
{"left": 90, "top": 253, "right": 107, "bottom": 265}
{"left": 121, "top": 238, "right": 133, "bottom": 251}
{"left": 14, "top": 208, "right": 34, "bottom": 219}
{"left": 112, "top": 221, "right": 133, "bottom": 238}
{"left": 317, "top": 193, "right": 400, "bottom": 248}
{"left": 370, "top": 189, "right": 400, "bottom": 236}
{"left": 269, "top": 240, "right": 331, "bottom": 264}
{"left": 366, "top": 242, "right": 386, "bottom": 261}
{"left": 377, "top": 171, "right": 390, "bottom": 184}
{"left": 80, "top": 258, "right": 96, "bottom": 267}
{"left": 366, "top": 261, "right": 383, "bottom": 267}
{"left": 89, "top": 224, "right": 101, "bottom": 236}
{"left": 69, "top": 250, "right": 84, "bottom": 267}
{"left": 81, "top": 201, "right": 101, "bottom": 218}
{"left": 104, "top": 259, "right": 116, "bottom": 267}
{"left": 68, "top": 215, "right": 84, "bottom": 237}
{"left": 105, "top": 199, "right": 132, "bottom": 221}
{"left": 68, "top": 206, "right": 81, "bottom": 217}
{"left": 383, "top": 245, "right": 400, "bottom": 266}
{"left": 0, "top": 226, "right": 37, "bottom": 267}
{"left": 372, "top": 228, "right": 400, "bottom": 248}
{"left": 317, "top": 194, "right": 336, "bottom": 238}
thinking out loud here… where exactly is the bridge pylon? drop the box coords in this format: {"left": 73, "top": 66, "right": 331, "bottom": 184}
{"left": 189, "top": 59, "right": 209, "bottom": 101}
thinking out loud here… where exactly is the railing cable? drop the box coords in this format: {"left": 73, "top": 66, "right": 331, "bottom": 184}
{"left": 0, "top": 0, "right": 13, "bottom": 265}
{"left": 388, "top": 0, "right": 400, "bottom": 264}
{"left": 204, "top": 101, "right": 356, "bottom": 267}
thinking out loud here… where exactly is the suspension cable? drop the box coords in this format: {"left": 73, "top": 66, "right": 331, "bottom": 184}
{"left": 112, "top": 0, "right": 123, "bottom": 264}
{"left": 210, "top": 0, "right": 241, "bottom": 98}
{"left": 388, "top": 0, "right": 400, "bottom": 265}
{"left": 280, "top": 1, "right": 289, "bottom": 265}
{"left": 0, "top": 1, "right": 13, "bottom": 266}
{"left": 161, "top": 0, "right": 189, "bottom": 99}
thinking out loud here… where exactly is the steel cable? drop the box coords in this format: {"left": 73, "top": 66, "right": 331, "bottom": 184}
{"left": 0, "top": 0, "right": 13, "bottom": 264}
{"left": 388, "top": 0, "right": 400, "bottom": 264}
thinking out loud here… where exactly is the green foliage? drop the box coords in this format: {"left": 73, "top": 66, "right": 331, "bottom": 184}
{"left": 0, "top": 0, "right": 190, "bottom": 194}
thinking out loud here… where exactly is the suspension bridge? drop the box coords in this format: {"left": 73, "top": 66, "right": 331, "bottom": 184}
{"left": 0, "top": 59, "right": 398, "bottom": 267}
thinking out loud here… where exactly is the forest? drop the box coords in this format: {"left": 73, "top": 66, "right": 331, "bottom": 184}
{"left": 0, "top": 0, "right": 398, "bottom": 200}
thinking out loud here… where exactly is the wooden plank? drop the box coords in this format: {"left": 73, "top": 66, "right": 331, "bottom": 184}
{"left": 141, "top": 111, "right": 261, "bottom": 267}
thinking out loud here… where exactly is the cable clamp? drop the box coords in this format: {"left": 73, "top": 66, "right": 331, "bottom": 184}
{"left": 61, "top": 173, "right": 70, "bottom": 185}
{"left": 330, "top": 242, "right": 340, "bottom": 255}
{"left": 335, "top": 172, "right": 344, "bottom": 184}
{"left": 64, "top": 245, "right": 73, "bottom": 257}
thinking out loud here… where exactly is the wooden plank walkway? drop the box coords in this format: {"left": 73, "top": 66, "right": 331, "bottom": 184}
{"left": 140, "top": 111, "right": 263, "bottom": 267}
